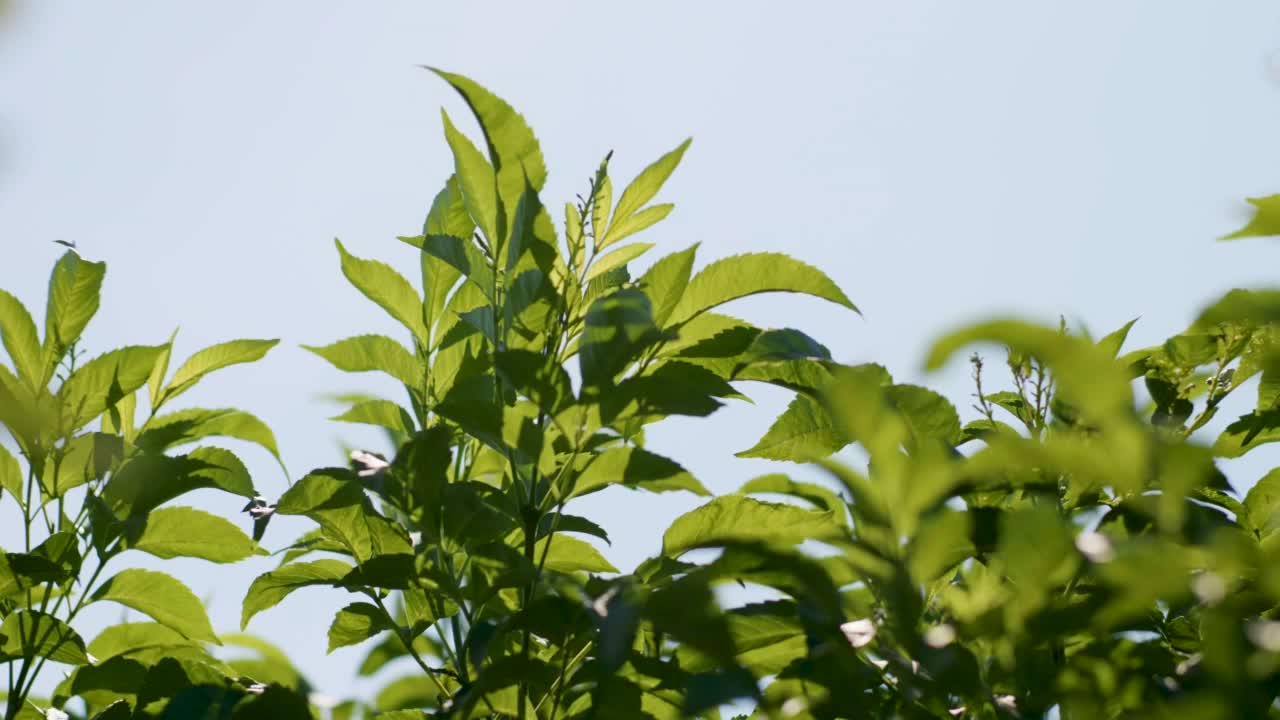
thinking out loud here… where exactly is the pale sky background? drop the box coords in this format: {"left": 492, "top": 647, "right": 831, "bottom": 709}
{"left": 3, "top": 0, "right": 1280, "bottom": 708}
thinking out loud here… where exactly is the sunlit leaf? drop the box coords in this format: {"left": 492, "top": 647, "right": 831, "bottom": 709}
{"left": 668, "top": 252, "right": 858, "bottom": 326}
{"left": 241, "top": 559, "right": 354, "bottom": 630}
{"left": 159, "top": 338, "right": 279, "bottom": 407}
{"left": 91, "top": 568, "right": 218, "bottom": 643}
{"left": 303, "top": 334, "right": 424, "bottom": 389}
{"left": 335, "top": 238, "right": 429, "bottom": 349}
{"left": 663, "top": 496, "right": 839, "bottom": 557}
{"left": 0, "top": 288, "right": 41, "bottom": 388}
{"left": 43, "top": 251, "right": 106, "bottom": 381}
{"left": 124, "top": 506, "right": 265, "bottom": 563}
{"left": 0, "top": 610, "right": 89, "bottom": 665}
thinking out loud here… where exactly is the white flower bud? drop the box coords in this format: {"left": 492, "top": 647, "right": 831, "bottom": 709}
{"left": 1074, "top": 531, "right": 1115, "bottom": 563}
{"left": 840, "top": 618, "right": 876, "bottom": 648}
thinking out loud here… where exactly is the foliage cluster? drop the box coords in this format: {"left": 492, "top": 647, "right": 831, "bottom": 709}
{"left": 4, "top": 72, "right": 1280, "bottom": 720}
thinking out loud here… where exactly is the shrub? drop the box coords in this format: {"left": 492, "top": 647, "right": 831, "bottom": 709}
{"left": 4, "top": 70, "right": 1280, "bottom": 720}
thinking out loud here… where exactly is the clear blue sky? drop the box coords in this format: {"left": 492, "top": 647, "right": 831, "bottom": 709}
{"left": 3, "top": 0, "right": 1280, "bottom": 705}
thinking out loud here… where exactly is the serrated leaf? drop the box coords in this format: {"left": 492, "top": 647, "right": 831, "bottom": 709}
{"left": 441, "top": 109, "right": 499, "bottom": 246}
{"left": 0, "top": 288, "right": 41, "bottom": 388}
{"left": 303, "top": 334, "right": 423, "bottom": 389}
{"left": 668, "top": 252, "right": 858, "bottom": 326}
{"left": 334, "top": 238, "right": 429, "bottom": 349}
{"left": 125, "top": 506, "right": 264, "bottom": 562}
{"left": 604, "top": 204, "right": 674, "bottom": 249}
{"left": 331, "top": 399, "right": 416, "bottom": 436}
{"left": 579, "top": 288, "right": 664, "bottom": 388}
{"left": 160, "top": 338, "right": 279, "bottom": 407}
{"left": 535, "top": 534, "right": 618, "bottom": 574}
{"left": 591, "top": 174, "right": 613, "bottom": 252}
{"left": 604, "top": 139, "right": 691, "bottom": 249}
{"left": 663, "top": 496, "right": 839, "bottom": 557}
{"left": 0, "top": 443, "right": 24, "bottom": 509}
{"left": 241, "top": 559, "right": 353, "bottom": 630}
{"left": 570, "top": 447, "right": 708, "bottom": 499}
{"left": 737, "top": 394, "right": 847, "bottom": 462}
{"left": 91, "top": 568, "right": 218, "bottom": 643}
{"left": 886, "top": 384, "right": 962, "bottom": 449}
{"left": 135, "top": 407, "right": 281, "bottom": 464}
{"left": 57, "top": 345, "right": 166, "bottom": 432}
{"left": 1213, "top": 410, "right": 1280, "bottom": 458}
{"left": 585, "top": 242, "right": 654, "bottom": 283}
{"left": 327, "top": 602, "right": 390, "bottom": 653}
{"left": 43, "top": 251, "right": 106, "bottom": 381}
{"left": 0, "top": 610, "right": 89, "bottom": 665}
{"left": 400, "top": 233, "right": 495, "bottom": 303}
{"left": 1245, "top": 468, "right": 1280, "bottom": 538}
{"left": 1222, "top": 194, "right": 1280, "bottom": 240}
{"left": 737, "top": 474, "right": 847, "bottom": 521}
{"left": 102, "top": 446, "right": 254, "bottom": 520}
{"left": 88, "top": 622, "right": 195, "bottom": 661}
{"left": 275, "top": 468, "right": 412, "bottom": 562}
{"left": 637, "top": 244, "right": 698, "bottom": 329}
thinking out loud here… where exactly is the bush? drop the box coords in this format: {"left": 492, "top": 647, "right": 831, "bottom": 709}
{"left": 4, "top": 70, "right": 1280, "bottom": 720}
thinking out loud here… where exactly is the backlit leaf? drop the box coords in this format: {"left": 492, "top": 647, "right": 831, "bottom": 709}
{"left": 336, "top": 238, "right": 429, "bottom": 349}
{"left": 125, "top": 506, "right": 264, "bottom": 563}
{"left": 663, "top": 496, "right": 839, "bottom": 557}
{"left": 0, "top": 288, "right": 41, "bottom": 388}
{"left": 91, "top": 568, "right": 218, "bottom": 643}
{"left": 160, "top": 338, "right": 279, "bottom": 407}
{"left": 668, "top": 252, "right": 858, "bottom": 326}
{"left": 303, "top": 334, "right": 423, "bottom": 389}
{"left": 43, "top": 251, "right": 106, "bottom": 380}
{"left": 241, "top": 559, "right": 353, "bottom": 630}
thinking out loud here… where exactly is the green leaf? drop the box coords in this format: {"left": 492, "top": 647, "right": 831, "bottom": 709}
{"left": 159, "top": 338, "right": 279, "bottom": 407}
{"left": 0, "top": 610, "right": 89, "bottom": 665}
{"left": 145, "top": 329, "right": 177, "bottom": 411}
{"left": 535, "top": 534, "right": 618, "bottom": 574}
{"left": 43, "top": 251, "right": 106, "bottom": 380}
{"left": 91, "top": 568, "right": 218, "bottom": 643}
{"left": 1213, "top": 410, "right": 1280, "bottom": 458}
{"left": 1097, "top": 317, "right": 1139, "bottom": 358}
{"left": 591, "top": 174, "right": 614, "bottom": 252}
{"left": 737, "top": 473, "right": 847, "bottom": 521}
{"left": 570, "top": 447, "right": 708, "bottom": 498}
{"left": 579, "top": 288, "right": 664, "bottom": 388}
{"left": 57, "top": 345, "right": 166, "bottom": 432}
{"left": 331, "top": 399, "right": 416, "bottom": 436}
{"left": 303, "top": 334, "right": 423, "bottom": 389}
{"left": 585, "top": 242, "right": 655, "bottom": 282}
{"left": 0, "top": 289, "right": 41, "bottom": 388}
{"left": 604, "top": 204, "right": 675, "bottom": 249}
{"left": 87, "top": 622, "right": 195, "bottom": 661}
{"left": 441, "top": 108, "right": 499, "bottom": 246}
{"left": 399, "top": 234, "right": 495, "bottom": 302}
{"left": 44, "top": 432, "right": 122, "bottom": 497}
{"left": 241, "top": 559, "right": 353, "bottom": 630}
{"left": 275, "top": 468, "right": 412, "bottom": 562}
{"left": 421, "top": 181, "right": 470, "bottom": 324}
{"left": 1222, "top": 194, "right": 1280, "bottom": 240}
{"left": 327, "top": 602, "right": 389, "bottom": 653}
{"left": 737, "top": 394, "right": 847, "bottom": 462}
{"left": 102, "top": 446, "right": 255, "bottom": 519}
{"left": 429, "top": 67, "right": 548, "bottom": 195}
{"left": 0, "top": 443, "right": 24, "bottom": 509}
{"left": 604, "top": 139, "right": 691, "bottom": 249}
{"left": 334, "top": 238, "right": 429, "bottom": 349}
{"left": 663, "top": 496, "right": 839, "bottom": 557}
{"left": 668, "top": 252, "right": 858, "bottom": 326}
{"left": 135, "top": 407, "right": 281, "bottom": 464}
{"left": 1245, "top": 468, "right": 1280, "bottom": 538}
{"left": 886, "top": 384, "right": 962, "bottom": 450}
{"left": 638, "top": 244, "right": 698, "bottom": 328}
{"left": 125, "top": 506, "right": 264, "bottom": 563}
